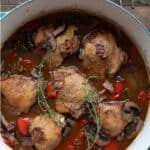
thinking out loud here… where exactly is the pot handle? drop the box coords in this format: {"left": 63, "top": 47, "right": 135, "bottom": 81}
{"left": 0, "top": 0, "right": 32, "bottom": 21}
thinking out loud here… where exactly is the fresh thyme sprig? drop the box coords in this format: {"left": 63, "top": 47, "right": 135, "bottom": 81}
{"left": 35, "top": 63, "right": 44, "bottom": 78}
{"left": 34, "top": 40, "right": 66, "bottom": 127}
{"left": 37, "top": 82, "right": 65, "bottom": 127}
{"left": 33, "top": 44, "right": 56, "bottom": 79}
{"left": 37, "top": 82, "right": 56, "bottom": 118}
{"left": 83, "top": 76, "right": 102, "bottom": 150}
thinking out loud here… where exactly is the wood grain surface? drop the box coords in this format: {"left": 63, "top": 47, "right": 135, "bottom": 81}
{"left": 0, "top": 0, "right": 150, "bottom": 30}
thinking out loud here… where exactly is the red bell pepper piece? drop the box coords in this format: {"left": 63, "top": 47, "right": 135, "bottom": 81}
{"left": 138, "top": 90, "right": 149, "bottom": 103}
{"left": 109, "top": 81, "right": 125, "bottom": 100}
{"left": 114, "top": 81, "right": 125, "bottom": 95}
{"left": 104, "top": 140, "right": 118, "bottom": 150}
{"left": 109, "top": 93, "right": 121, "bottom": 100}
{"left": 21, "top": 58, "right": 32, "bottom": 69}
{"left": 17, "top": 117, "right": 29, "bottom": 135}
{"left": 46, "top": 84, "right": 57, "bottom": 99}
{"left": 78, "top": 117, "right": 89, "bottom": 127}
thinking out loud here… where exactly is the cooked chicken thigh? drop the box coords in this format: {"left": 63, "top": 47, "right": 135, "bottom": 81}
{"left": 1, "top": 75, "right": 37, "bottom": 113}
{"left": 34, "top": 25, "right": 80, "bottom": 68}
{"left": 99, "top": 101, "right": 127, "bottom": 137}
{"left": 29, "top": 114, "right": 65, "bottom": 150}
{"left": 53, "top": 66, "right": 88, "bottom": 119}
{"left": 98, "top": 101, "right": 142, "bottom": 137}
{"left": 34, "top": 25, "right": 54, "bottom": 46}
{"left": 80, "top": 31, "right": 127, "bottom": 77}
{"left": 56, "top": 25, "right": 80, "bottom": 54}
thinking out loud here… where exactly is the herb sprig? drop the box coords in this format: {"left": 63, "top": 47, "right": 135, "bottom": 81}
{"left": 37, "top": 82, "right": 65, "bottom": 127}
{"left": 32, "top": 45, "right": 55, "bottom": 79}
{"left": 83, "top": 76, "right": 102, "bottom": 150}
{"left": 37, "top": 82, "right": 56, "bottom": 118}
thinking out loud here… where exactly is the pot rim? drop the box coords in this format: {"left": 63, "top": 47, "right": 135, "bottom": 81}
{"left": 0, "top": 0, "right": 149, "bottom": 36}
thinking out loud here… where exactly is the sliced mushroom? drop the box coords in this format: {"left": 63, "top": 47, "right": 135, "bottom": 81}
{"left": 117, "top": 117, "right": 143, "bottom": 141}
{"left": 98, "top": 100, "right": 142, "bottom": 137}
{"left": 66, "top": 118, "right": 76, "bottom": 127}
{"left": 53, "top": 24, "right": 66, "bottom": 37}
{"left": 123, "top": 101, "right": 141, "bottom": 115}
{"left": 98, "top": 101, "right": 127, "bottom": 137}
{"left": 2, "top": 132, "right": 19, "bottom": 146}
{"left": 0, "top": 113, "right": 9, "bottom": 128}
{"left": 70, "top": 105, "right": 86, "bottom": 119}
{"left": 62, "top": 126, "right": 72, "bottom": 138}
{"left": 34, "top": 24, "right": 66, "bottom": 53}
{"left": 0, "top": 71, "right": 11, "bottom": 81}
{"left": 102, "top": 80, "right": 114, "bottom": 93}
{"left": 96, "top": 132, "right": 111, "bottom": 146}
{"left": 41, "top": 31, "right": 56, "bottom": 52}
{"left": 42, "top": 25, "right": 80, "bottom": 69}
{"left": 84, "top": 123, "right": 97, "bottom": 139}
{"left": 122, "top": 101, "right": 141, "bottom": 123}
{"left": 34, "top": 26, "right": 56, "bottom": 52}
{"left": 124, "top": 117, "right": 143, "bottom": 139}
{"left": 62, "top": 118, "right": 75, "bottom": 138}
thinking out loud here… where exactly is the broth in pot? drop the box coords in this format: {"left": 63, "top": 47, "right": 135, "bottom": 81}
{"left": 0, "top": 11, "right": 149, "bottom": 150}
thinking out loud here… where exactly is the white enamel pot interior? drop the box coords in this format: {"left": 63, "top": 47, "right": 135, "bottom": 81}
{"left": 1, "top": 0, "right": 150, "bottom": 150}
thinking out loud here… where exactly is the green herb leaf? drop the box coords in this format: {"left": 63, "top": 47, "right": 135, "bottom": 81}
{"left": 83, "top": 76, "right": 102, "bottom": 150}
{"left": 37, "top": 82, "right": 64, "bottom": 127}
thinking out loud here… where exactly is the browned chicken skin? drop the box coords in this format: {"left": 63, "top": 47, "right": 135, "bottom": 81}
{"left": 53, "top": 66, "right": 88, "bottom": 119}
{"left": 99, "top": 101, "right": 127, "bottom": 137}
{"left": 34, "top": 25, "right": 80, "bottom": 68}
{"left": 29, "top": 114, "right": 65, "bottom": 150}
{"left": 1, "top": 75, "right": 37, "bottom": 113}
{"left": 98, "top": 101, "right": 142, "bottom": 138}
{"left": 80, "top": 31, "right": 127, "bottom": 77}
{"left": 34, "top": 25, "right": 54, "bottom": 46}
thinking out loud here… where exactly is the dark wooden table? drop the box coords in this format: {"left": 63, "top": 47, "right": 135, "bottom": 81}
{"left": 1, "top": 0, "right": 150, "bottom": 30}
